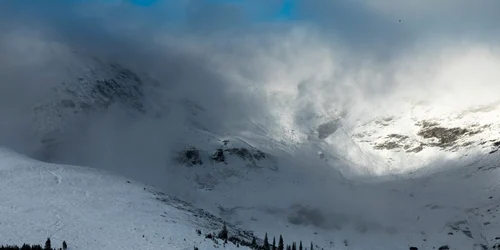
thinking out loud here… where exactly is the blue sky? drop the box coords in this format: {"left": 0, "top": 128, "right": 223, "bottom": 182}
{"left": 2, "top": 0, "right": 499, "bottom": 56}
{"left": 130, "top": 0, "right": 297, "bottom": 21}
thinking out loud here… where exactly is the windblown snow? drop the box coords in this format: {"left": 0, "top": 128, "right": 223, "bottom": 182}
{"left": 3, "top": 10, "right": 500, "bottom": 250}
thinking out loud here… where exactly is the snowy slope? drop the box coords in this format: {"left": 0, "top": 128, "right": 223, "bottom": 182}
{"left": 161, "top": 129, "right": 500, "bottom": 250}
{"left": 4, "top": 28, "right": 500, "bottom": 250}
{"left": 0, "top": 147, "right": 259, "bottom": 250}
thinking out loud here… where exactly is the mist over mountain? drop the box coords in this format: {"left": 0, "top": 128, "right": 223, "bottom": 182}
{"left": 2, "top": 1, "right": 500, "bottom": 249}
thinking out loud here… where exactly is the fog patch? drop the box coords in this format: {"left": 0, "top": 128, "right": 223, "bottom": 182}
{"left": 287, "top": 204, "right": 348, "bottom": 230}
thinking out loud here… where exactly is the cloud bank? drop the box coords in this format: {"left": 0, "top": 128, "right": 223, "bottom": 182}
{"left": 0, "top": 0, "right": 500, "bottom": 181}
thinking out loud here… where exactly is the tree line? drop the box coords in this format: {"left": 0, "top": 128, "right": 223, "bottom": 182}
{"left": 0, "top": 238, "right": 67, "bottom": 250}
{"left": 198, "top": 223, "right": 323, "bottom": 250}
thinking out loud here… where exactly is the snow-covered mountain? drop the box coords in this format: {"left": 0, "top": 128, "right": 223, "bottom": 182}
{"left": 3, "top": 25, "right": 500, "bottom": 250}
{"left": 0, "top": 147, "right": 261, "bottom": 250}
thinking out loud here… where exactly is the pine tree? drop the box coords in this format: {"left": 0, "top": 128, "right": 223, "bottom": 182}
{"left": 299, "top": 241, "right": 303, "bottom": 250}
{"left": 62, "top": 241, "right": 67, "bottom": 250}
{"left": 278, "top": 235, "right": 284, "bottom": 250}
{"left": 292, "top": 242, "right": 297, "bottom": 250}
{"left": 44, "top": 238, "right": 51, "bottom": 250}
{"left": 272, "top": 237, "right": 276, "bottom": 250}
{"left": 286, "top": 245, "right": 291, "bottom": 250}
{"left": 263, "top": 233, "right": 270, "bottom": 250}
{"left": 219, "top": 223, "right": 228, "bottom": 240}
{"left": 251, "top": 237, "right": 257, "bottom": 249}
{"left": 310, "top": 242, "right": 314, "bottom": 250}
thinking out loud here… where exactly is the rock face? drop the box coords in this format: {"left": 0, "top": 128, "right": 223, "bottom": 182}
{"left": 416, "top": 121, "right": 481, "bottom": 149}
{"left": 177, "top": 146, "right": 204, "bottom": 166}
{"left": 177, "top": 145, "right": 269, "bottom": 169}
{"left": 368, "top": 121, "right": 485, "bottom": 153}
{"left": 33, "top": 61, "right": 150, "bottom": 129}
{"left": 352, "top": 104, "right": 500, "bottom": 155}
{"left": 174, "top": 141, "right": 277, "bottom": 190}
{"left": 31, "top": 57, "right": 162, "bottom": 162}
{"left": 317, "top": 120, "right": 340, "bottom": 140}
{"left": 333, "top": 101, "right": 500, "bottom": 174}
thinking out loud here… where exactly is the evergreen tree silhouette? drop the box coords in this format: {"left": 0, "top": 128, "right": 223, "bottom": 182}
{"left": 263, "top": 233, "right": 270, "bottom": 250}
{"left": 251, "top": 237, "right": 257, "bottom": 249}
{"left": 299, "top": 241, "right": 303, "bottom": 250}
{"left": 286, "top": 245, "right": 291, "bottom": 250}
{"left": 292, "top": 242, "right": 296, "bottom": 250}
{"left": 44, "top": 238, "right": 51, "bottom": 250}
{"left": 62, "top": 241, "right": 67, "bottom": 250}
{"left": 310, "top": 242, "right": 314, "bottom": 250}
{"left": 219, "top": 223, "right": 228, "bottom": 240}
{"left": 272, "top": 237, "right": 276, "bottom": 250}
{"left": 278, "top": 235, "right": 284, "bottom": 250}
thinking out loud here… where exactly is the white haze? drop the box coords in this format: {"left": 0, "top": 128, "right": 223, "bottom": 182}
{"left": 1, "top": 0, "right": 500, "bottom": 182}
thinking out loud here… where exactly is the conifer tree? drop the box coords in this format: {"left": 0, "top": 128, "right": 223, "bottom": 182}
{"left": 310, "top": 242, "right": 314, "bottom": 250}
{"left": 272, "top": 237, "right": 276, "bottom": 250}
{"left": 263, "top": 233, "right": 270, "bottom": 250}
{"left": 62, "top": 241, "right": 67, "bottom": 250}
{"left": 278, "top": 235, "right": 284, "bottom": 250}
{"left": 292, "top": 242, "right": 296, "bottom": 250}
{"left": 251, "top": 237, "right": 257, "bottom": 249}
{"left": 299, "top": 241, "right": 303, "bottom": 250}
{"left": 219, "top": 223, "right": 228, "bottom": 240}
{"left": 44, "top": 238, "right": 51, "bottom": 250}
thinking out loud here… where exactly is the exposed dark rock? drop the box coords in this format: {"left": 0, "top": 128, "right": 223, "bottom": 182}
{"left": 373, "top": 133, "right": 423, "bottom": 153}
{"left": 374, "top": 141, "right": 400, "bottom": 150}
{"left": 438, "top": 245, "right": 450, "bottom": 250}
{"left": 225, "top": 148, "right": 252, "bottom": 160}
{"left": 252, "top": 150, "right": 266, "bottom": 161}
{"left": 417, "top": 121, "right": 478, "bottom": 148}
{"left": 409, "top": 247, "right": 418, "bottom": 250}
{"left": 177, "top": 146, "right": 203, "bottom": 166}
{"left": 223, "top": 148, "right": 268, "bottom": 168}
{"left": 462, "top": 229, "right": 473, "bottom": 238}
{"left": 406, "top": 144, "right": 424, "bottom": 153}
{"left": 317, "top": 121, "right": 339, "bottom": 139}
{"left": 211, "top": 149, "right": 226, "bottom": 163}
{"left": 387, "top": 134, "right": 409, "bottom": 139}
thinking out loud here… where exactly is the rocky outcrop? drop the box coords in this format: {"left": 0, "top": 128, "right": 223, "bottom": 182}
{"left": 356, "top": 117, "right": 494, "bottom": 154}
{"left": 34, "top": 61, "right": 149, "bottom": 124}
{"left": 415, "top": 121, "right": 481, "bottom": 149}
{"left": 317, "top": 121, "right": 340, "bottom": 139}
{"left": 177, "top": 146, "right": 203, "bottom": 166}
{"left": 174, "top": 141, "right": 277, "bottom": 190}
{"left": 177, "top": 144, "right": 270, "bottom": 169}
